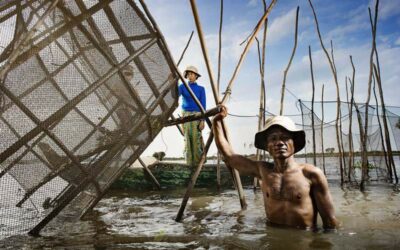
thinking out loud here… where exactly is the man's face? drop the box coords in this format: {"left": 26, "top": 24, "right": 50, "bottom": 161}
{"left": 187, "top": 71, "right": 197, "bottom": 82}
{"left": 266, "top": 126, "right": 295, "bottom": 159}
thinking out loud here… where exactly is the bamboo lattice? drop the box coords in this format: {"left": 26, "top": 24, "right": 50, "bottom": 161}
{"left": 0, "top": 0, "right": 178, "bottom": 237}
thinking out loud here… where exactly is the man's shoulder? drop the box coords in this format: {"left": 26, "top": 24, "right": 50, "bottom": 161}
{"left": 299, "top": 163, "right": 326, "bottom": 181}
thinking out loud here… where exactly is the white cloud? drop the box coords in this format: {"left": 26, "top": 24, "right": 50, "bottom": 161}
{"left": 370, "top": 0, "right": 400, "bottom": 20}
{"left": 395, "top": 37, "right": 400, "bottom": 46}
{"left": 247, "top": 0, "right": 258, "bottom": 7}
{"left": 267, "top": 7, "right": 298, "bottom": 44}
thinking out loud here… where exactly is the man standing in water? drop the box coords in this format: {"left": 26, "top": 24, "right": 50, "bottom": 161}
{"left": 178, "top": 66, "right": 206, "bottom": 166}
{"left": 212, "top": 105, "right": 339, "bottom": 230}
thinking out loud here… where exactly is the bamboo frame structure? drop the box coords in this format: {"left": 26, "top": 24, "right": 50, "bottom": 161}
{"left": 1, "top": 0, "right": 180, "bottom": 236}
{"left": 175, "top": 0, "right": 278, "bottom": 222}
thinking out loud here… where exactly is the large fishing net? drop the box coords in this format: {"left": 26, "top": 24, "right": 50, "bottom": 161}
{"left": 0, "top": 0, "right": 178, "bottom": 237}
{"left": 298, "top": 100, "right": 400, "bottom": 183}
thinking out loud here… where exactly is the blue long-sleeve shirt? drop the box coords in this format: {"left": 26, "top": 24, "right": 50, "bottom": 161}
{"left": 178, "top": 82, "right": 206, "bottom": 112}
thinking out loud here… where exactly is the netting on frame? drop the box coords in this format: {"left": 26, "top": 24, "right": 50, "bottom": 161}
{"left": 0, "top": 0, "right": 178, "bottom": 238}
{"left": 297, "top": 100, "right": 400, "bottom": 183}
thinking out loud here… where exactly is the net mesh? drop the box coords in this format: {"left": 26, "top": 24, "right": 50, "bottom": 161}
{"left": 0, "top": 0, "right": 178, "bottom": 237}
{"left": 297, "top": 100, "right": 400, "bottom": 182}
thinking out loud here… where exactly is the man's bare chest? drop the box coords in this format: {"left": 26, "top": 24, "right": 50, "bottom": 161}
{"left": 262, "top": 172, "right": 311, "bottom": 203}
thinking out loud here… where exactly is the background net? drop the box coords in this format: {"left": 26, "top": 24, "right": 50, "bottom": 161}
{"left": 0, "top": 0, "right": 178, "bottom": 237}
{"left": 297, "top": 100, "right": 400, "bottom": 183}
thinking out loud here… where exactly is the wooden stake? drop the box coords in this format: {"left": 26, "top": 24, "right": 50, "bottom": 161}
{"left": 308, "top": 46, "right": 317, "bottom": 166}
{"left": 279, "top": 6, "right": 299, "bottom": 115}
{"left": 321, "top": 84, "right": 326, "bottom": 174}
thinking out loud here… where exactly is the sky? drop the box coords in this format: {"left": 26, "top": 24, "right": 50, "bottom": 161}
{"left": 141, "top": 0, "right": 400, "bottom": 158}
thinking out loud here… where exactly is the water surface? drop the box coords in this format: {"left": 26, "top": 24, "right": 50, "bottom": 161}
{"left": 1, "top": 182, "right": 399, "bottom": 249}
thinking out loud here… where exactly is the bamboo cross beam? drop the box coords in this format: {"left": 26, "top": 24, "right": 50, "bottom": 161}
{"left": 165, "top": 106, "right": 221, "bottom": 127}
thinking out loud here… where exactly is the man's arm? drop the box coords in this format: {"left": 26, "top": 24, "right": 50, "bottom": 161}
{"left": 309, "top": 166, "right": 340, "bottom": 229}
{"left": 212, "top": 105, "right": 261, "bottom": 178}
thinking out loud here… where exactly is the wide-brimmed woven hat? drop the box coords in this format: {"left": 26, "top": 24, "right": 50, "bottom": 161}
{"left": 184, "top": 65, "right": 201, "bottom": 78}
{"left": 254, "top": 116, "right": 305, "bottom": 153}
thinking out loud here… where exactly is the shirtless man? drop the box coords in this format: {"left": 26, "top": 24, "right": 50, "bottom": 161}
{"left": 212, "top": 105, "right": 339, "bottom": 230}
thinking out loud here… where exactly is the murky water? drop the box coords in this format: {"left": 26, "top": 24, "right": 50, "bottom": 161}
{"left": 1, "top": 182, "right": 400, "bottom": 249}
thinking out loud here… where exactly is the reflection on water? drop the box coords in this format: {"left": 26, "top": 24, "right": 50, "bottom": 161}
{"left": 1, "top": 183, "right": 400, "bottom": 249}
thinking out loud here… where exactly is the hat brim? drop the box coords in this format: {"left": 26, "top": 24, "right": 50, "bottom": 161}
{"left": 184, "top": 70, "right": 201, "bottom": 78}
{"left": 254, "top": 126, "right": 305, "bottom": 154}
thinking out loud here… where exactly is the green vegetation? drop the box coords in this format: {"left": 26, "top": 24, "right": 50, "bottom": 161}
{"left": 112, "top": 163, "right": 254, "bottom": 190}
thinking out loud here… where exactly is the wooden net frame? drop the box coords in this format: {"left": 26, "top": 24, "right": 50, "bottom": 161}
{"left": 0, "top": 0, "right": 178, "bottom": 236}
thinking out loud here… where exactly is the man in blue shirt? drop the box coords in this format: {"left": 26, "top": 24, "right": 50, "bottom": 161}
{"left": 178, "top": 66, "right": 206, "bottom": 166}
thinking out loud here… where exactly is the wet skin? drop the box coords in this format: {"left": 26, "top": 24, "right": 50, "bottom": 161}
{"left": 212, "top": 106, "right": 339, "bottom": 230}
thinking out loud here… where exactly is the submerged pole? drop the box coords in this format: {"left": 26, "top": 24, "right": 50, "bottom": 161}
{"left": 189, "top": 0, "right": 246, "bottom": 209}
{"left": 308, "top": 46, "right": 317, "bottom": 166}
{"left": 321, "top": 84, "right": 326, "bottom": 174}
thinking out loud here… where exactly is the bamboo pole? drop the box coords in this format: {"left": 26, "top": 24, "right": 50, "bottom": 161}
{"left": 345, "top": 77, "right": 354, "bottom": 182}
{"left": 368, "top": 4, "right": 397, "bottom": 183}
{"left": 165, "top": 107, "right": 221, "bottom": 126}
{"left": 279, "top": 6, "right": 299, "bottom": 115}
{"left": 373, "top": 64, "right": 398, "bottom": 183}
{"left": 221, "top": 0, "right": 277, "bottom": 105}
{"left": 330, "top": 41, "right": 347, "bottom": 180}
{"left": 308, "top": 0, "right": 344, "bottom": 184}
{"left": 321, "top": 84, "right": 326, "bottom": 174}
{"left": 176, "top": 31, "right": 194, "bottom": 66}
{"left": 216, "top": 0, "right": 224, "bottom": 190}
{"left": 299, "top": 99, "right": 307, "bottom": 163}
{"left": 138, "top": 157, "right": 161, "bottom": 190}
{"left": 308, "top": 46, "right": 317, "bottom": 166}
{"left": 255, "top": 4, "right": 268, "bottom": 189}
{"left": 359, "top": 2, "right": 380, "bottom": 190}
{"left": 349, "top": 57, "right": 364, "bottom": 185}
{"left": 372, "top": 73, "right": 389, "bottom": 179}
{"left": 188, "top": 0, "right": 246, "bottom": 209}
